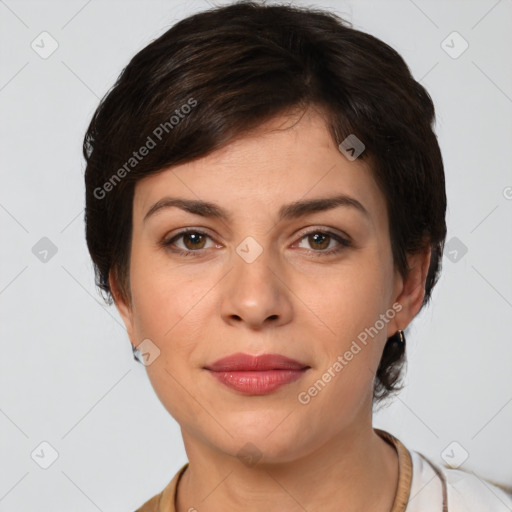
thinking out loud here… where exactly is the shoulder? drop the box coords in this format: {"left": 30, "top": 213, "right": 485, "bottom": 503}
{"left": 408, "top": 449, "right": 512, "bottom": 512}
{"left": 134, "top": 492, "right": 163, "bottom": 512}
{"left": 133, "top": 462, "right": 189, "bottom": 512}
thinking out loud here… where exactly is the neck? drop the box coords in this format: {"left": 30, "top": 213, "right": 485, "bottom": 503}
{"left": 176, "top": 425, "right": 399, "bottom": 512}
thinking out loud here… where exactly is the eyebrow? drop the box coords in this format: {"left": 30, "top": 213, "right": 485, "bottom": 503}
{"left": 143, "top": 193, "right": 370, "bottom": 223}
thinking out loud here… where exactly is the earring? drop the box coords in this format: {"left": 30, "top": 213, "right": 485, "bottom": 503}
{"left": 396, "top": 329, "right": 405, "bottom": 344}
{"left": 132, "top": 343, "right": 142, "bottom": 363}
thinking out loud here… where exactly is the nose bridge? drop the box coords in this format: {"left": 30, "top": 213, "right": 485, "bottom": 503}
{"left": 220, "top": 234, "right": 292, "bottom": 328}
{"left": 232, "top": 234, "right": 278, "bottom": 296}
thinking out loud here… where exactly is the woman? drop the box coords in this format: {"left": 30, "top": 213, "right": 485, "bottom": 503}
{"left": 83, "top": 2, "right": 512, "bottom": 511}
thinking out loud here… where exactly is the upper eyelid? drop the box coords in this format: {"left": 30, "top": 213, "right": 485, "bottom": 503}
{"left": 165, "top": 227, "right": 217, "bottom": 244}
{"left": 294, "top": 226, "right": 350, "bottom": 241}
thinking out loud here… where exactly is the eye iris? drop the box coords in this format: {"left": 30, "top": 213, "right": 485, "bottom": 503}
{"left": 184, "top": 232, "right": 206, "bottom": 250}
{"left": 309, "top": 233, "right": 330, "bottom": 250}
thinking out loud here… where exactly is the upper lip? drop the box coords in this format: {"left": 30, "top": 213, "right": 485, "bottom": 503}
{"left": 204, "top": 353, "right": 310, "bottom": 372}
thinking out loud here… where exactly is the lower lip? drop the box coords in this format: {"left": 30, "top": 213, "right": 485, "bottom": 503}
{"left": 206, "top": 369, "right": 308, "bottom": 395}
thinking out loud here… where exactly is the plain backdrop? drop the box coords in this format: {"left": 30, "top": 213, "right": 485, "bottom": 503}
{"left": 1, "top": 0, "right": 511, "bottom": 510}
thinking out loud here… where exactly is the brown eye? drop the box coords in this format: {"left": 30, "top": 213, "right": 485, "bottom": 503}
{"left": 307, "top": 232, "right": 330, "bottom": 250}
{"left": 181, "top": 232, "right": 207, "bottom": 250}
{"left": 162, "top": 229, "right": 215, "bottom": 255}
{"left": 295, "top": 230, "right": 352, "bottom": 255}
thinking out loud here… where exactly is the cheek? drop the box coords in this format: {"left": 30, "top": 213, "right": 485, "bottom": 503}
{"left": 310, "top": 259, "right": 391, "bottom": 339}
{"left": 129, "top": 247, "right": 216, "bottom": 339}
{"left": 128, "top": 250, "right": 217, "bottom": 389}
{"left": 300, "top": 258, "right": 392, "bottom": 401}
{"left": 129, "top": 268, "right": 208, "bottom": 424}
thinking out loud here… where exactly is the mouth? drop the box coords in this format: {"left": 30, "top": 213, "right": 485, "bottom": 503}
{"left": 204, "top": 352, "right": 310, "bottom": 372}
{"left": 204, "top": 353, "right": 311, "bottom": 395}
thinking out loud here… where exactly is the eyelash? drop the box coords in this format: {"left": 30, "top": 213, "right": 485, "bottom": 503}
{"left": 161, "top": 227, "right": 352, "bottom": 258}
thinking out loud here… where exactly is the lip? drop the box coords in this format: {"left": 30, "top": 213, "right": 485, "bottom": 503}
{"left": 204, "top": 353, "right": 310, "bottom": 395}
{"left": 205, "top": 352, "right": 309, "bottom": 372}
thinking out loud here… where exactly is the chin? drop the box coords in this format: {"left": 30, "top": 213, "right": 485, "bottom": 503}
{"left": 216, "top": 423, "right": 313, "bottom": 465}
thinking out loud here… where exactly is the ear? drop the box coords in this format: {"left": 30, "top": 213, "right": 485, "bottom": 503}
{"left": 109, "top": 272, "right": 136, "bottom": 345}
{"left": 387, "top": 246, "right": 432, "bottom": 337}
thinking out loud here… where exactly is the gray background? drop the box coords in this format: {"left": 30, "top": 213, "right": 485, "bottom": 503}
{"left": 1, "top": 0, "right": 511, "bottom": 510}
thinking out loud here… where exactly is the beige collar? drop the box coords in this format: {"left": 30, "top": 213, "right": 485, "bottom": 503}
{"left": 374, "top": 428, "right": 413, "bottom": 512}
{"left": 136, "top": 428, "right": 413, "bottom": 512}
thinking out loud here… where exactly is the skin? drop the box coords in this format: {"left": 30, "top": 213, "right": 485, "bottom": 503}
{"left": 112, "top": 106, "right": 431, "bottom": 512}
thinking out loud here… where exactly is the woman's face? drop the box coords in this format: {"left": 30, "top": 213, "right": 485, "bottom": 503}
{"left": 114, "top": 108, "right": 426, "bottom": 463}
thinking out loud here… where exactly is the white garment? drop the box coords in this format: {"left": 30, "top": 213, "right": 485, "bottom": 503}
{"left": 406, "top": 450, "right": 512, "bottom": 511}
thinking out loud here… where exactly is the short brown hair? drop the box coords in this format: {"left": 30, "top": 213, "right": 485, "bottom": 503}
{"left": 83, "top": 1, "right": 447, "bottom": 405}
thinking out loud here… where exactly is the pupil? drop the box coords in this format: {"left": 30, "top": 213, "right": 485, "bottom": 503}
{"left": 186, "top": 233, "right": 203, "bottom": 248}
{"left": 311, "top": 233, "right": 329, "bottom": 249}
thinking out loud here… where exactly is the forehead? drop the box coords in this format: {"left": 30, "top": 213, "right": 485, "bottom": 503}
{"left": 133, "top": 108, "right": 386, "bottom": 228}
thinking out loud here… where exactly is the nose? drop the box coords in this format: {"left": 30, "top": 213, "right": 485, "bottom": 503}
{"left": 220, "top": 242, "right": 294, "bottom": 330}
